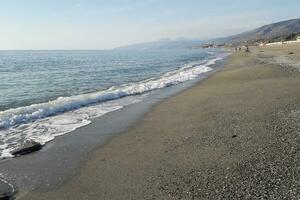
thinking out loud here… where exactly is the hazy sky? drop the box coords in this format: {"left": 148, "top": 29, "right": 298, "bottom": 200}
{"left": 1, "top": 0, "right": 300, "bottom": 50}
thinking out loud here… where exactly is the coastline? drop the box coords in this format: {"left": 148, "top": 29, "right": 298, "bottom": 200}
{"left": 0, "top": 51, "right": 228, "bottom": 197}
{"left": 0, "top": 49, "right": 224, "bottom": 160}
{"left": 19, "top": 45, "right": 300, "bottom": 199}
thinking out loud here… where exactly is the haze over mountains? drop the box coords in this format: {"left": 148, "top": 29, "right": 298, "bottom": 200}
{"left": 118, "top": 18, "right": 300, "bottom": 49}
{"left": 117, "top": 38, "right": 204, "bottom": 50}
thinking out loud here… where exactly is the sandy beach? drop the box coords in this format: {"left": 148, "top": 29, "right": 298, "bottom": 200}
{"left": 20, "top": 44, "right": 300, "bottom": 199}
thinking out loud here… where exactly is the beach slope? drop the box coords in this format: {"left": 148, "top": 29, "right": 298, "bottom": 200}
{"left": 22, "top": 46, "right": 300, "bottom": 199}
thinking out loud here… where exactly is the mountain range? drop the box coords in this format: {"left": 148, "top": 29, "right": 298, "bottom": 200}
{"left": 215, "top": 18, "right": 300, "bottom": 44}
{"left": 118, "top": 18, "right": 300, "bottom": 49}
{"left": 117, "top": 38, "right": 204, "bottom": 50}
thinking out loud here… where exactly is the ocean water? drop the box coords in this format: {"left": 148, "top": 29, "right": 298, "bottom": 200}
{"left": 0, "top": 49, "right": 226, "bottom": 159}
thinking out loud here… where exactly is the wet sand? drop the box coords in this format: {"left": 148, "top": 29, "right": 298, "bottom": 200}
{"left": 21, "top": 45, "right": 300, "bottom": 199}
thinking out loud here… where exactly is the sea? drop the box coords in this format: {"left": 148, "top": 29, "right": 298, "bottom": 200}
{"left": 0, "top": 48, "right": 226, "bottom": 159}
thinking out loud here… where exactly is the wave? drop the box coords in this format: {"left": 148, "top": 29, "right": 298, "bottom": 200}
{"left": 0, "top": 57, "right": 221, "bottom": 130}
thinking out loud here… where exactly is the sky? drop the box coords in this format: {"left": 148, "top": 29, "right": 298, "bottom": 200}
{"left": 0, "top": 0, "right": 300, "bottom": 50}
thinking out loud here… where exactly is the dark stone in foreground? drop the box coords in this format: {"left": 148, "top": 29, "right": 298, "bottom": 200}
{"left": 11, "top": 140, "right": 42, "bottom": 157}
{"left": 0, "top": 181, "right": 14, "bottom": 200}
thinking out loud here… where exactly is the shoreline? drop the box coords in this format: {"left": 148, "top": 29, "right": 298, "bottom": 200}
{"left": 0, "top": 50, "right": 227, "bottom": 160}
{"left": 0, "top": 52, "right": 228, "bottom": 196}
{"left": 21, "top": 44, "right": 300, "bottom": 199}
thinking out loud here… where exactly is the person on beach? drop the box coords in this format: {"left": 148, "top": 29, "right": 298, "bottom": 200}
{"left": 245, "top": 45, "right": 250, "bottom": 52}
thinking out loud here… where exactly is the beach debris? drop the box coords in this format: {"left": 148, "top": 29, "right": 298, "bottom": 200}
{"left": 288, "top": 52, "right": 294, "bottom": 54}
{"left": 11, "top": 140, "right": 42, "bottom": 157}
{"left": 0, "top": 180, "right": 15, "bottom": 200}
{"left": 231, "top": 134, "right": 238, "bottom": 138}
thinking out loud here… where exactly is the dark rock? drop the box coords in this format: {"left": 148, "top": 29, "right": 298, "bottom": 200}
{"left": 0, "top": 180, "right": 14, "bottom": 200}
{"left": 288, "top": 52, "right": 294, "bottom": 54}
{"left": 231, "top": 134, "right": 238, "bottom": 138}
{"left": 11, "top": 140, "right": 42, "bottom": 156}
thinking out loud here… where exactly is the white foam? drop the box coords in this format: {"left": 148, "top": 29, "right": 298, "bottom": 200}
{"left": 0, "top": 173, "right": 15, "bottom": 194}
{"left": 0, "top": 97, "right": 140, "bottom": 159}
{"left": 0, "top": 56, "right": 224, "bottom": 158}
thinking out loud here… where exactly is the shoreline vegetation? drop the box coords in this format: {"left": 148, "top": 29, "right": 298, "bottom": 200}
{"left": 20, "top": 44, "right": 300, "bottom": 199}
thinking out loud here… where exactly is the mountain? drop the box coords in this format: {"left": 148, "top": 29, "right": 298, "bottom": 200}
{"left": 215, "top": 18, "right": 300, "bottom": 44}
{"left": 117, "top": 18, "right": 300, "bottom": 49}
{"left": 116, "top": 38, "right": 204, "bottom": 50}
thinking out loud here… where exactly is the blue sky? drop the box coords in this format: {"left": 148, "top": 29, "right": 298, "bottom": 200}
{"left": 0, "top": 0, "right": 300, "bottom": 49}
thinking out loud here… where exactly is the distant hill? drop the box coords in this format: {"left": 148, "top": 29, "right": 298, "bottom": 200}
{"left": 117, "top": 18, "right": 300, "bottom": 50}
{"left": 116, "top": 38, "right": 204, "bottom": 50}
{"left": 215, "top": 18, "right": 300, "bottom": 44}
